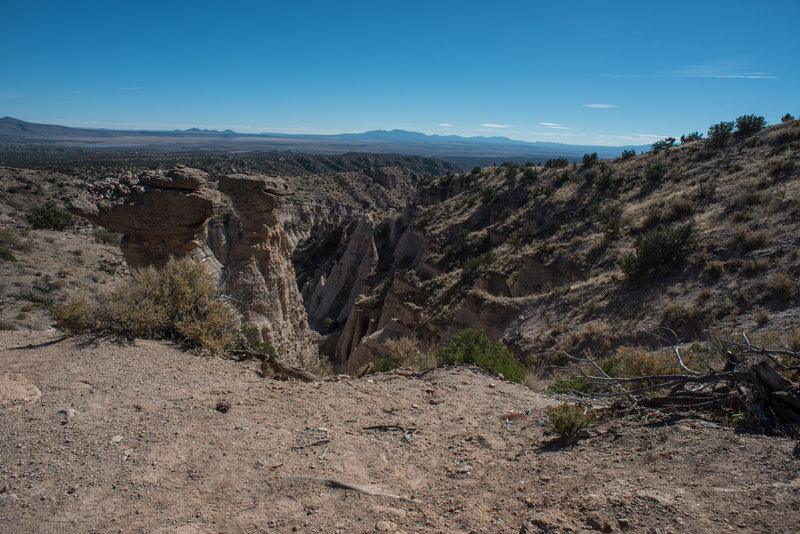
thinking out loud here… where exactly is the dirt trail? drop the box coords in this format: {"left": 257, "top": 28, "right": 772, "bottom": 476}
{"left": 1, "top": 330, "right": 798, "bottom": 533}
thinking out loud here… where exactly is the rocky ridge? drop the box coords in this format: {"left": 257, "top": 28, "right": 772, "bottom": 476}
{"left": 67, "top": 165, "right": 318, "bottom": 365}
{"left": 306, "top": 119, "right": 800, "bottom": 372}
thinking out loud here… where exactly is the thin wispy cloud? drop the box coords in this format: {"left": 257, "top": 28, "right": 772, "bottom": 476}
{"left": 481, "top": 123, "right": 511, "bottom": 128}
{"left": 538, "top": 122, "right": 568, "bottom": 129}
{"left": 675, "top": 62, "right": 776, "bottom": 79}
{"left": 438, "top": 123, "right": 453, "bottom": 127}
{"left": 583, "top": 104, "right": 619, "bottom": 109}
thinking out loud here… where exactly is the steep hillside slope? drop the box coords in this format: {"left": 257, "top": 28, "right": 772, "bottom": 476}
{"left": 314, "top": 119, "right": 800, "bottom": 373}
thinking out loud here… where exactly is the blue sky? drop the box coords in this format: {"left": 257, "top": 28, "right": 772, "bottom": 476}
{"left": 1, "top": 0, "right": 797, "bottom": 146}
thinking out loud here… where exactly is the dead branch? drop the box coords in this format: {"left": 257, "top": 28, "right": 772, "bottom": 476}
{"left": 282, "top": 476, "right": 420, "bottom": 503}
{"left": 560, "top": 333, "right": 800, "bottom": 434}
{"left": 232, "top": 349, "right": 322, "bottom": 382}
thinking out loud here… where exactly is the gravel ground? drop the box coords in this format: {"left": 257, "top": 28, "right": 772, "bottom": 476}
{"left": 1, "top": 330, "right": 798, "bottom": 533}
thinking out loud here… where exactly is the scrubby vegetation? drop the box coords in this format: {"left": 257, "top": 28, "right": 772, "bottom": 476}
{"left": 26, "top": 201, "right": 74, "bottom": 230}
{"left": 618, "top": 223, "right": 695, "bottom": 278}
{"left": 435, "top": 328, "right": 527, "bottom": 383}
{"left": 56, "top": 256, "right": 239, "bottom": 354}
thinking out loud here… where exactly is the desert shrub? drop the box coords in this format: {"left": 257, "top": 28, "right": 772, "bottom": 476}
{"left": 54, "top": 292, "right": 96, "bottom": 333}
{"left": 600, "top": 345, "right": 693, "bottom": 379}
{"left": 620, "top": 149, "right": 636, "bottom": 160}
{"left": 645, "top": 163, "right": 668, "bottom": 184}
{"left": 694, "top": 178, "right": 717, "bottom": 207}
{"left": 735, "top": 114, "right": 767, "bottom": 135}
{"left": 544, "top": 157, "right": 568, "bottom": 169}
{"left": 435, "top": 328, "right": 526, "bottom": 382}
{"left": 708, "top": 121, "right": 734, "bottom": 145}
{"left": 651, "top": 137, "right": 676, "bottom": 152}
{"left": 730, "top": 228, "right": 769, "bottom": 253}
{"left": 0, "top": 228, "right": 21, "bottom": 262}
{"left": 372, "top": 356, "right": 403, "bottom": 373}
{"left": 619, "top": 223, "right": 695, "bottom": 279}
{"left": 26, "top": 201, "right": 74, "bottom": 230}
{"left": 92, "top": 227, "right": 121, "bottom": 246}
{"left": 681, "top": 132, "right": 703, "bottom": 143}
{"left": 55, "top": 256, "right": 239, "bottom": 353}
{"left": 547, "top": 402, "right": 595, "bottom": 440}
{"left": 704, "top": 260, "right": 725, "bottom": 279}
{"left": 595, "top": 203, "right": 623, "bottom": 237}
{"left": 383, "top": 336, "right": 434, "bottom": 370}
{"left": 480, "top": 187, "right": 497, "bottom": 206}
{"left": 782, "top": 113, "right": 795, "bottom": 123}
{"left": 739, "top": 257, "right": 771, "bottom": 276}
{"left": 461, "top": 250, "right": 496, "bottom": 283}
{"left": 582, "top": 152, "right": 598, "bottom": 166}
{"left": 593, "top": 164, "right": 616, "bottom": 191}
{"left": 766, "top": 272, "right": 796, "bottom": 300}
{"left": 522, "top": 167, "right": 538, "bottom": 182}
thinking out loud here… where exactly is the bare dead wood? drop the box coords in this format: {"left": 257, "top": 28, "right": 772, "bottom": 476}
{"left": 232, "top": 349, "right": 322, "bottom": 382}
{"left": 282, "top": 476, "right": 420, "bottom": 503}
{"left": 753, "top": 361, "right": 793, "bottom": 391}
{"left": 363, "top": 424, "right": 416, "bottom": 443}
{"left": 291, "top": 439, "right": 330, "bottom": 450}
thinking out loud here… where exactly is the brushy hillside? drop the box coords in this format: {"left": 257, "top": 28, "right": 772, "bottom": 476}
{"left": 337, "top": 116, "right": 800, "bottom": 374}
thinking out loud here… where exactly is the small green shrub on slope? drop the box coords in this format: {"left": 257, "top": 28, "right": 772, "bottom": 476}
{"left": 435, "top": 328, "right": 526, "bottom": 382}
{"left": 619, "top": 223, "right": 695, "bottom": 279}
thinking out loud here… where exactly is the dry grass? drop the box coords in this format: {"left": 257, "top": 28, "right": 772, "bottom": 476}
{"left": 56, "top": 257, "right": 240, "bottom": 354}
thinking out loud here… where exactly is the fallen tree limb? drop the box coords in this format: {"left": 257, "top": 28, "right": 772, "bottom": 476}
{"left": 281, "top": 476, "right": 420, "bottom": 503}
{"left": 559, "top": 333, "right": 800, "bottom": 434}
{"left": 232, "top": 349, "right": 322, "bottom": 382}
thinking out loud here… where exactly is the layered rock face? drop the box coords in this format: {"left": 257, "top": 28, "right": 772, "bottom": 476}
{"left": 69, "top": 166, "right": 319, "bottom": 367}
{"left": 218, "top": 174, "right": 319, "bottom": 365}
{"left": 68, "top": 165, "right": 220, "bottom": 270}
{"left": 303, "top": 213, "right": 379, "bottom": 331}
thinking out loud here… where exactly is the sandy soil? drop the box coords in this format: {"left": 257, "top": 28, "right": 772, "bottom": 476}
{"left": 1, "top": 330, "right": 798, "bottom": 533}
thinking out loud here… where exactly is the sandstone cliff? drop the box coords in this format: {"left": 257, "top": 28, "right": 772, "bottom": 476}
{"left": 304, "top": 213, "right": 379, "bottom": 331}
{"left": 67, "top": 165, "right": 220, "bottom": 270}
{"left": 69, "top": 166, "right": 319, "bottom": 367}
{"left": 217, "top": 174, "right": 319, "bottom": 365}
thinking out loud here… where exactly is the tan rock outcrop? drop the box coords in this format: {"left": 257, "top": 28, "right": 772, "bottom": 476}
{"left": 218, "top": 173, "right": 319, "bottom": 366}
{"left": 67, "top": 165, "right": 220, "bottom": 270}
{"left": 304, "top": 213, "right": 379, "bottom": 331}
{"left": 69, "top": 166, "right": 319, "bottom": 367}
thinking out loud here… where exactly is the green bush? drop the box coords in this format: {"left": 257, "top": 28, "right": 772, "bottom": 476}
{"left": 481, "top": 187, "right": 497, "bottom": 205}
{"left": 645, "top": 163, "right": 668, "bottom": 184}
{"left": 620, "top": 149, "right": 636, "bottom": 160}
{"left": 547, "top": 402, "right": 596, "bottom": 440}
{"left": 735, "top": 114, "right": 767, "bottom": 135}
{"left": 708, "top": 121, "right": 734, "bottom": 145}
{"left": 544, "top": 157, "right": 569, "bottom": 169}
{"left": 55, "top": 256, "right": 240, "bottom": 353}
{"left": 435, "top": 328, "right": 526, "bottom": 382}
{"left": 781, "top": 113, "right": 795, "bottom": 123}
{"left": 26, "top": 201, "right": 74, "bottom": 230}
{"left": 461, "top": 250, "right": 496, "bottom": 283}
{"left": 681, "top": 132, "right": 703, "bottom": 143}
{"left": 595, "top": 204, "right": 623, "bottom": 238}
{"left": 582, "top": 152, "right": 598, "bottom": 166}
{"left": 651, "top": 137, "right": 676, "bottom": 152}
{"left": 619, "top": 223, "right": 695, "bottom": 279}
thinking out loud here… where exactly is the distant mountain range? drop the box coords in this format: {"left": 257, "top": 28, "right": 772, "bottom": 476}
{"left": 0, "top": 116, "right": 649, "bottom": 167}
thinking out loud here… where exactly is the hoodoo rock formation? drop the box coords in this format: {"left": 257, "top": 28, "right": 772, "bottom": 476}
{"left": 303, "top": 213, "right": 379, "bottom": 331}
{"left": 68, "top": 165, "right": 220, "bottom": 270}
{"left": 68, "top": 166, "right": 319, "bottom": 367}
{"left": 218, "top": 174, "right": 319, "bottom": 366}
